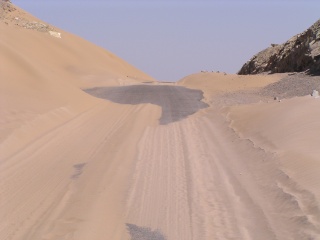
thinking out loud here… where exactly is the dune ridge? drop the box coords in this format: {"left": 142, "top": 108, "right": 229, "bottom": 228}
{"left": 0, "top": 1, "right": 155, "bottom": 155}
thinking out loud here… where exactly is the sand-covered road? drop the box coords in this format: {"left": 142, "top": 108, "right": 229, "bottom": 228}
{"left": 3, "top": 84, "right": 319, "bottom": 240}
{"left": 85, "top": 85, "right": 320, "bottom": 240}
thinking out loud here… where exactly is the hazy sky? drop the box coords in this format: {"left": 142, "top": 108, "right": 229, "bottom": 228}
{"left": 14, "top": 0, "right": 320, "bottom": 81}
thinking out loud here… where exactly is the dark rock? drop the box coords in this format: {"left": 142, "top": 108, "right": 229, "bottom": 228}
{"left": 238, "top": 19, "right": 320, "bottom": 76}
{"left": 0, "top": 0, "right": 15, "bottom": 17}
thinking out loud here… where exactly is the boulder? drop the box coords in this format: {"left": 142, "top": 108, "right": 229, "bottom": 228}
{"left": 49, "top": 31, "right": 61, "bottom": 38}
{"left": 311, "top": 90, "right": 319, "bottom": 98}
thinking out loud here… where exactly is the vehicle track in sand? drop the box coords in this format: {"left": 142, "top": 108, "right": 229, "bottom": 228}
{"left": 4, "top": 85, "right": 318, "bottom": 240}
{"left": 124, "top": 116, "right": 277, "bottom": 240}
{"left": 0, "top": 102, "right": 160, "bottom": 240}
{"left": 125, "top": 111, "right": 320, "bottom": 240}
{"left": 87, "top": 85, "right": 320, "bottom": 240}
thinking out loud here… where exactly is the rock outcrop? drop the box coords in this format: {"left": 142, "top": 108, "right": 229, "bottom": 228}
{"left": 238, "top": 19, "right": 320, "bottom": 75}
{"left": 0, "top": 0, "right": 15, "bottom": 18}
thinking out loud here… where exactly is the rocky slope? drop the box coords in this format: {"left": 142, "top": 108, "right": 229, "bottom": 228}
{"left": 238, "top": 19, "right": 320, "bottom": 75}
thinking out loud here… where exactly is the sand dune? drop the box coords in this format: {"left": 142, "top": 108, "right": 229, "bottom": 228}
{"left": 178, "top": 72, "right": 285, "bottom": 102}
{"left": 0, "top": 2, "right": 155, "bottom": 158}
{"left": 1, "top": 4, "right": 154, "bottom": 88}
{"left": 1, "top": 3, "right": 157, "bottom": 239}
{"left": 1, "top": 2, "right": 320, "bottom": 240}
{"left": 228, "top": 96, "right": 320, "bottom": 211}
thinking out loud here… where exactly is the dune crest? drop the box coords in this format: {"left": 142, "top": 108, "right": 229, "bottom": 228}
{"left": 0, "top": 0, "right": 155, "bottom": 149}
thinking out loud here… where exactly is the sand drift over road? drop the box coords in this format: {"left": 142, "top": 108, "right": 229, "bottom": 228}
{"left": 85, "top": 85, "right": 208, "bottom": 124}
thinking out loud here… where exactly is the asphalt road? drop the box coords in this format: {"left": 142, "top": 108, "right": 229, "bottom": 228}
{"left": 85, "top": 85, "right": 208, "bottom": 124}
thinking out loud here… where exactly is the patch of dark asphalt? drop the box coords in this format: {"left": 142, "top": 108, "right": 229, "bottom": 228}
{"left": 71, "top": 163, "right": 86, "bottom": 179}
{"left": 85, "top": 85, "right": 208, "bottom": 125}
{"left": 126, "top": 224, "right": 166, "bottom": 240}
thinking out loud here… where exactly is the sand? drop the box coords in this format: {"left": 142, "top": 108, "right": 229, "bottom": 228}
{"left": 179, "top": 72, "right": 320, "bottom": 239}
{"left": 1, "top": 3, "right": 157, "bottom": 239}
{"left": 1, "top": 2, "right": 320, "bottom": 240}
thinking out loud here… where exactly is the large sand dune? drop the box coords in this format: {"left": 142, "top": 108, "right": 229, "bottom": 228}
{"left": 0, "top": 2, "right": 154, "bottom": 163}
{"left": 1, "top": 2, "right": 320, "bottom": 240}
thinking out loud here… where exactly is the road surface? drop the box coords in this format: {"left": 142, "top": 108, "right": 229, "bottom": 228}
{"left": 3, "top": 85, "right": 314, "bottom": 240}
{"left": 85, "top": 85, "right": 208, "bottom": 125}
{"left": 85, "top": 85, "right": 304, "bottom": 240}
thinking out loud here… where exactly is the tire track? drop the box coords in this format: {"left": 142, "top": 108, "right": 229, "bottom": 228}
{"left": 125, "top": 113, "right": 278, "bottom": 240}
{"left": 125, "top": 123, "right": 193, "bottom": 240}
{"left": 0, "top": 102, "right": 144, "bottom": 240}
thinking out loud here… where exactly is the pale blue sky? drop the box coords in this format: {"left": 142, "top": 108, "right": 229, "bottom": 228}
{"left": 14, "top": 0, "right": 320, "bottom": 81}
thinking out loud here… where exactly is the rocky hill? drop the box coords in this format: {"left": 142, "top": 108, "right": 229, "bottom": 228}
{"left": 238, "top": 19, "right": 320, "bottom": 75}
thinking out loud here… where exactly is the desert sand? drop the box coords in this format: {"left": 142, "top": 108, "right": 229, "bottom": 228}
{"left": 1, "top": 2, "right": 320, "bottom": 240}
